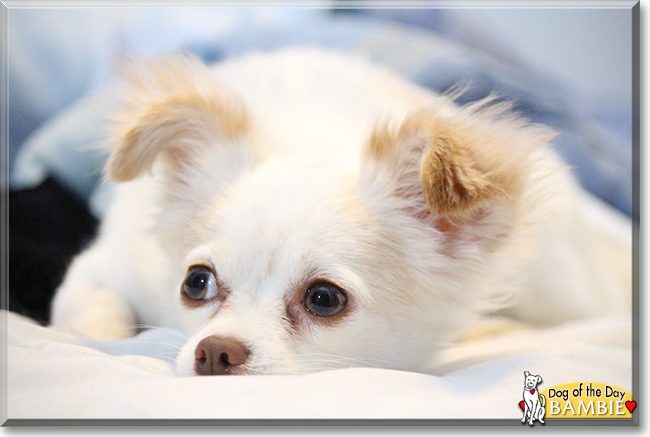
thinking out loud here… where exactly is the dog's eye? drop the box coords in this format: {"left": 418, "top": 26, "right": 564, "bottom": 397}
{"left": 304, "top": 282, "right": 347, "bottom": 317}
{"left": 182, "top": 266, "right": 218, "bottom": 300}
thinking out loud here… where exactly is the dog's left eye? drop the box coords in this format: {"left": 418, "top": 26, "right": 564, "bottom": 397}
{"left": 304, "top": 282, "right": 348, "bottom": 317}
{"left": 182, "top": 266, "right": 218, "bottom": 301}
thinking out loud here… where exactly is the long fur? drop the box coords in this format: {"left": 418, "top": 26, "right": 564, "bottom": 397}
{"left": 50, "top": 49, "right": 628, "bottom": 376}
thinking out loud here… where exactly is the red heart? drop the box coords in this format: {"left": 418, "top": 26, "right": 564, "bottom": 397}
{"left": 519, "top": 401, "right": 525, "bottom": 410}
{"left": 625, "top": 401, "right": 636, "bottom": 413}
{"left": 530, "top": 389, "right": 535, "bottom": 394}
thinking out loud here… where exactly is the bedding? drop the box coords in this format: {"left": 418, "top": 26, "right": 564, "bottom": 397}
{"left": 6, "top": 312, "right": 632, "bottom": 420}
{"left": 6, "top": 8, "right": 634, "bottom": 422}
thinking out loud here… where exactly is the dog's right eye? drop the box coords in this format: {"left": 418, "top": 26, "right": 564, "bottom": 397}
{"left": 182, "top": 266, "right": 218, "bottom": 300}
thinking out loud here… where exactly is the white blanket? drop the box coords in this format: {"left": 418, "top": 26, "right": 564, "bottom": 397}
{"left": 6, "top": 311, "right": 631, "bottom": 420}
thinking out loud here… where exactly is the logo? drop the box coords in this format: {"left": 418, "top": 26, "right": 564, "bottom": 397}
{"left": 520, "top": 371, "right": 546, "bottom": 426}
{"left": 518, "top": 374, "right": 635, "bottom": 421}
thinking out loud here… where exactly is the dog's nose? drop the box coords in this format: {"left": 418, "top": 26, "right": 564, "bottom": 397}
{"left": 194, "top": 336, "right": 249, "bottom": 375}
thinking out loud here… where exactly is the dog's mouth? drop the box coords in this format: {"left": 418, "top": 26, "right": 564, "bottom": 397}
{"left": 194, "top": 365, "right": 251, "bottom": 376}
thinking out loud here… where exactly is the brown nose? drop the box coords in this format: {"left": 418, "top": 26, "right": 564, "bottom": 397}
{"left": 194, "top": 336, "right": 249, "bottom": 375}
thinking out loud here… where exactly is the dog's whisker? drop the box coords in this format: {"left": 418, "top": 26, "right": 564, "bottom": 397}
{"left": 292, "top": 353, "right": 409, "bottom": 371}
{"left": 292, "top": 351, "right": 403, "bottom": 366}
{"left": 128, "top": 324, "right": 189, "bottom": 340}
{"left": 127, "top": 341, "right": 185, "bottom": 351}
{"left": 151, "top": 352, "right": 182, "bottom": 360}
{"left": 297, "top": 358, "right": 376, "bottom": 368}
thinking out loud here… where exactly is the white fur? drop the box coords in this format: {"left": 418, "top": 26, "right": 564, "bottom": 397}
{"left": 51, "top": 49, "right": 630, "bottom": 375}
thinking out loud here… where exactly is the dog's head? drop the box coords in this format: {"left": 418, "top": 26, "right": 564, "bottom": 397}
{"left": 524, "top": 371, "right": 543, "bottom": 390}
{"left": 106, "top": 55, "right": 554, "bottom": 376}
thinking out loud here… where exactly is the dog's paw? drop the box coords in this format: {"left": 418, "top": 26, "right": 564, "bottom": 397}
{"left": 68, "top": 308, "right": 135, "bottom": 340}
{"left": 52, "top": 286, "right": 136, "bottom": 340}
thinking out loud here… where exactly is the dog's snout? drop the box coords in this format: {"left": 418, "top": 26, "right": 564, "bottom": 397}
{"left": 194, "top": 336, "right": 249, "bottom": 375}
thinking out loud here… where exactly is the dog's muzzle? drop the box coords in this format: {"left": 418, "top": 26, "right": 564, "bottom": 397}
{"left": 194, "top": 336, "right": 250, "bottom": 375}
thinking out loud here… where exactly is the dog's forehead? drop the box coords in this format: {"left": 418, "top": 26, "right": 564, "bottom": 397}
{"left": 218, "top": 156, "right": 365, "bottom": 233}
{"left": 200, "top": 156, "right": 376, "bottom": 289}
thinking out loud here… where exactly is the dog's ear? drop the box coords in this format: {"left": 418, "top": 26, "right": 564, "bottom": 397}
{"left": 105, "top": 55, "right": 256, "bottom": 258}
{"left": 537, "top": 375, "right": 542, "bottom": 384}
{"left": 524, "top": 371, "right": 530, "bottom": 377}
{"left": 106, "top": 54, "right": 252, "bottom": 184}
{"left": 362, "top": 101, "right": 555, "bottom": 253}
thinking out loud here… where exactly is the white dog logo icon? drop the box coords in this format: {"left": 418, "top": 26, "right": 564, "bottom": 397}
{"left": 521, "top": 371, "right": 545, "bottom": 425}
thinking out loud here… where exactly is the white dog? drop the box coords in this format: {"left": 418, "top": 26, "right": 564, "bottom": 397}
{"left": 522, "top": 371, "right": 545, "bottom": 425}
{"left": 50, "top": 49, "right": 628, "bottom": 376}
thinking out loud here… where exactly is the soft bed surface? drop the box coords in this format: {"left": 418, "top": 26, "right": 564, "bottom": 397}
{"left": 7, "top": 310, "right": 631, "bottom": 420}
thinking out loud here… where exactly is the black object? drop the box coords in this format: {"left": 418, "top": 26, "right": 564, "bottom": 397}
{"left": 9, "top": 177, "right": 98, "bottom": 325}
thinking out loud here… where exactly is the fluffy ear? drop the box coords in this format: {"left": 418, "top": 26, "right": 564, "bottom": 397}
{"left": 524, "top": 371, "right": 530, "bottom": 377}
{"left": 363, "top": 99, "right": 555, "bottom": 251}
{"left": 104, "top": 55, "right": 256, "bottom": 259}
{"left": 105, "top": 54, "right": 252, "bottom": 183}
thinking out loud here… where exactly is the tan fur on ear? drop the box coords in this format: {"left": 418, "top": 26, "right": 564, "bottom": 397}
{"left": 366, "top": 100, "right": 554, "bottom": 219}
{"left": 418, "top": 122, "right": 500, "bottom": 216}
{"left": 106, "top": 54, "right": 250, "bottom": 182}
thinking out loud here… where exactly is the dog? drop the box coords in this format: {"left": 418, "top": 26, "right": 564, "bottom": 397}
{"left": 50, "top": 49, "right": 628, "bottom": 376}
{"left": 522, "top": 371, "right": 545, "bottom": 425}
